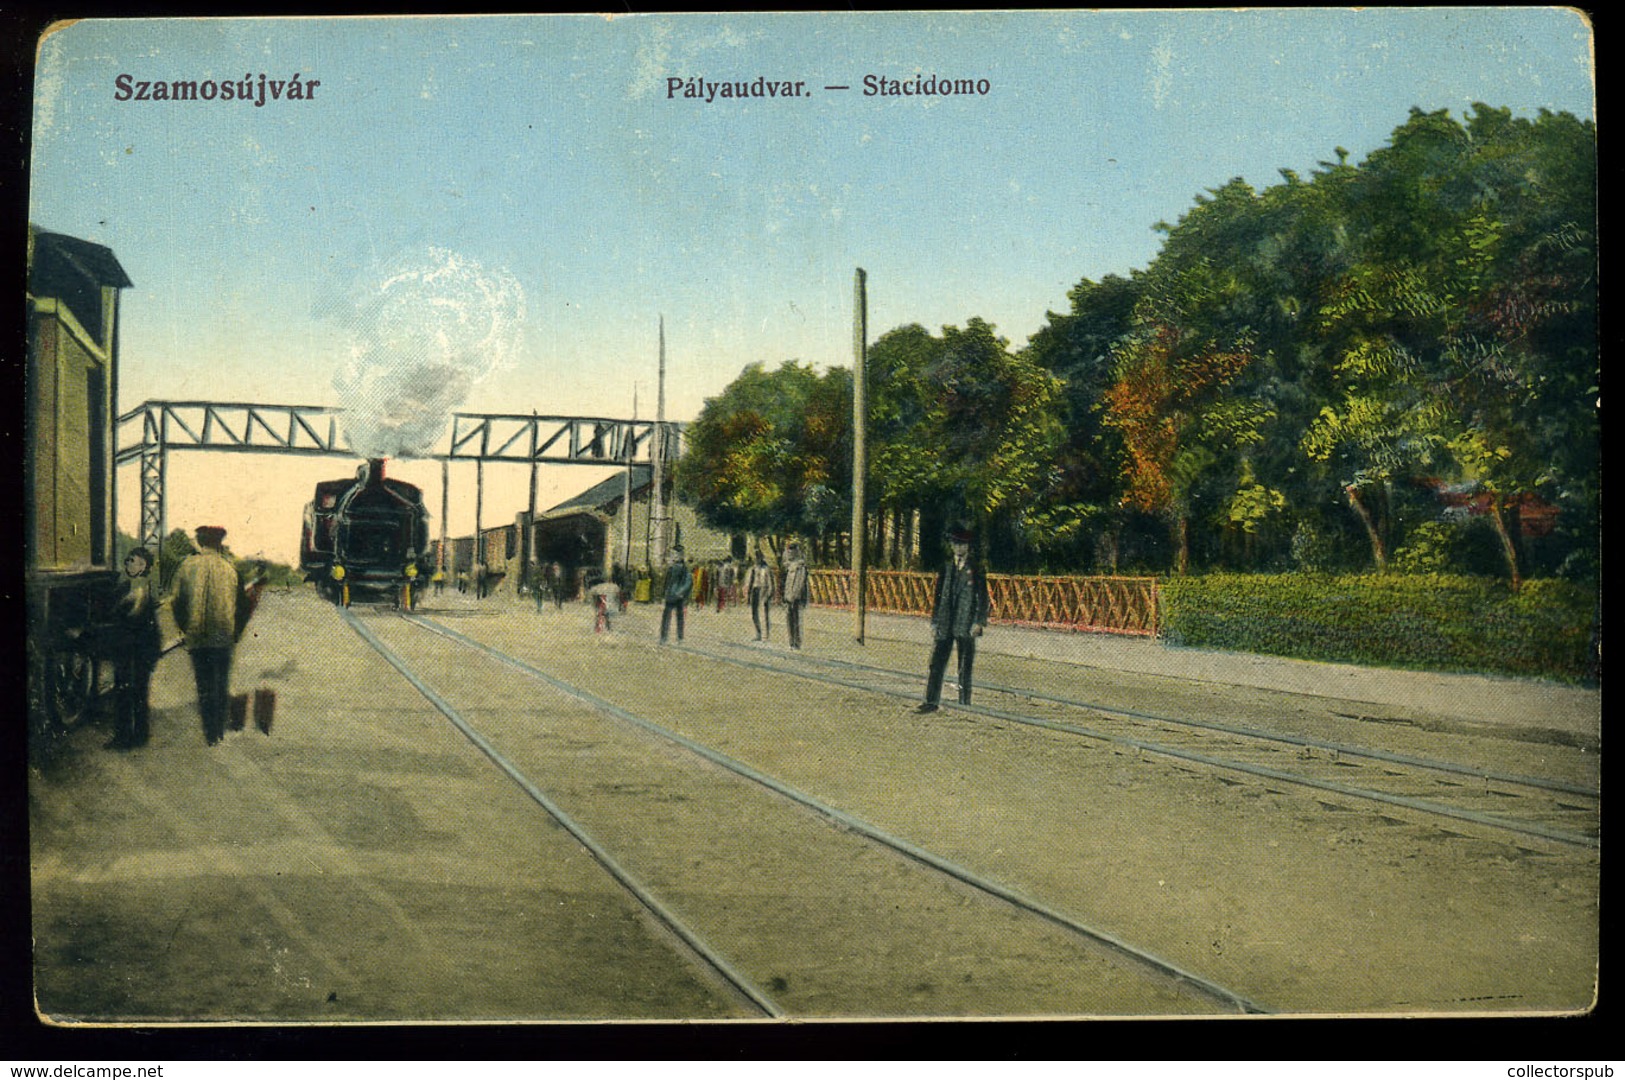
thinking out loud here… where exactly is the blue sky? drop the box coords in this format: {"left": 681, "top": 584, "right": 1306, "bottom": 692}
{"left": 29, "top": 10, "right": 1596, "bottom": 563}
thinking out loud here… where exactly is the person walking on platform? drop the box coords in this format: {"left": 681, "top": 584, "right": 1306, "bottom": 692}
{"left": 659, "top": 547, "right": 693, "bottom": 643}
{"left": 916, "top": 524, "right": 990, "bottom": 713}
{"left": 170, "top": 525, "right": 239, "bottom": 745}
{"left": 745, "top": 550, "right": 776, "bottom": 641}
{"left": 105, "top": 547, "right": 163, "bottom": 750}
{"left": 588, "top": 574, "right": 622, "bottom": 632}
{"left": 612, "top": 563, "right": 631, "bottom": 612}
{"left": 549, "top": 562, "right": 567, "bottom": 611}
{"left": 717, "top": 558, "right": 736, "bottom": 613}
{"left": 782, "top": 542, "right": 810, "bottom": 649}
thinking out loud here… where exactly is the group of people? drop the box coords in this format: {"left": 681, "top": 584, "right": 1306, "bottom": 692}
{"left": 103, "top": 524, "right": 265, "bottom": 750}
{"left": 103, "top": 521, "right": 991, "bottom": 749}
{"left": 663, "top": 525, "right": 990, "bottom": 711}
{"left": 529, "top": 562, "right": 571, "bottom": 612}
{"left": 655, "top": 542, "right": 813, "bottom": 648}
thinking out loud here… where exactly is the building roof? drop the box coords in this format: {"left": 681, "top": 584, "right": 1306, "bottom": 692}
{"left": 544, "top": 465, "right": 652, "bottom": 517}
{"left": 28, "top": 225, "right": 134, "bottom": 290}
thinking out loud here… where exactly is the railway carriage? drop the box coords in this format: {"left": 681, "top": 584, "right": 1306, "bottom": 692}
{"left": 25, "top": 226, "right": 132, "bottom": 734}
{"left": 301, "top": 458, "right": 430, "bottom": 608}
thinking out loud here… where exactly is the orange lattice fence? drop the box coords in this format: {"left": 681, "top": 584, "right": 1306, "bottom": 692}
{"left": 808, "top": 570, "right": 1159, "bottom": 636}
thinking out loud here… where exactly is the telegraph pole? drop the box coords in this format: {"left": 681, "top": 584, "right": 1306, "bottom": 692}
{"left": 439, "top": 458, "right": 449, "bottom": 576}
{"left": 623, "top": 384, "right": 638, "bottom": 573}
{"left": 650, "top": 317, "right": 669, "bottom": 567}
{"left": 852, "top": 268, "right": 868, "bottom": 645}
{"left": 526, "top": 411, "right": 539, "bottom": 587}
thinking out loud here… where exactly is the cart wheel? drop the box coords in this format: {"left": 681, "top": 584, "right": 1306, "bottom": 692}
{"left": 48, "top": 648, "right": 94, "bottom": 728}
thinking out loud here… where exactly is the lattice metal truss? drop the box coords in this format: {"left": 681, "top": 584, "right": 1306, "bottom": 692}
{"left": 137, "top": 442, "right": 165, "bottom": 561}
{"left": 446, "top": 413, "right": 678, "bottom": 466}
{"left": 116, "top": 400, "right": 681, "bottom": 559}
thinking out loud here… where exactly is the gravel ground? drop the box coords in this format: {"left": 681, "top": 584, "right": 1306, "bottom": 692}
{"left": 28, "top": 589, "right": 1600, "bottom": 1023}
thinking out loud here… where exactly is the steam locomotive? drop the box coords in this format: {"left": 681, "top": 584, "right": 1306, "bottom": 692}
{"left": 301, "top": 458, "right": 430, "bottom": 608}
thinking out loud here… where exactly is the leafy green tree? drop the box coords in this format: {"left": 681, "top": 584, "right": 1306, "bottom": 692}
{"left": 675, "top": 360, "right": 851, "bottom": 560}
{"left": 868, "top": 319, "right": 1063, "bottom": 568}
{"left": 674, "top": 102, "right": 1595, "bottom": 589}
{"left": 1306, "top": 105, "right": 1597, "bottom": 587}
{"left": 1111, "top": 175, "right": 1331, "bottom": 574}
{"left": 1441, "top": 107, "right": 1598, "bottom": 588}
{"left": 157, "top": 527, "right": 200, "bottom": 587}
{"left": 1021, "top": 274, "right": 1139, "bottom": 568}
{"left": 796, "top": 366, "right": 854, "bottom": 562}
{"left": 1103, "top": 313, "right": 1261, "bottom": 575}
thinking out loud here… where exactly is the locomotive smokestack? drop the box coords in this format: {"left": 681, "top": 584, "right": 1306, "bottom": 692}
{"left": 370, "top": 457, "right": 387, "bottom": 480}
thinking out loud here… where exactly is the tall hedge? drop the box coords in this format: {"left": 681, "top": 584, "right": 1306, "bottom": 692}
{"left": 1158, "top": 573, "right": 1597, "bottom": 683}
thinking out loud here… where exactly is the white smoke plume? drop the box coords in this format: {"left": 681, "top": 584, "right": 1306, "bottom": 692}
{"left": 329, "top": 247, "right": 526, "bottom": 459}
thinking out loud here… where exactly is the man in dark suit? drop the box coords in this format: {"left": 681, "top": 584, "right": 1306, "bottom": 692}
{"left": 917, "top": 525, "right": 990, "bottom": 713}
{"left": 659, "top": 546, "right": 694, "bottom": 643}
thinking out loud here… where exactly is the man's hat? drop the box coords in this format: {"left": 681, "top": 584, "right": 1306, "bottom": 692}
{"left": 946, "top": 524, "right": 974, "bottom": 543}
{"left": 196, "top": 525, "right": 227, "bottom": 544}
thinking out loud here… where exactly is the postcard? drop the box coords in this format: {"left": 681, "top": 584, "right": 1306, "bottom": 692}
{"left": 23, "top": 10, "right": 1599, "bottom": 1030}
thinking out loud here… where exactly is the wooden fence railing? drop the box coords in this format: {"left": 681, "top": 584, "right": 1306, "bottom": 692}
{"left": 807, "top": 569, "right": 1160, "bottom": 637}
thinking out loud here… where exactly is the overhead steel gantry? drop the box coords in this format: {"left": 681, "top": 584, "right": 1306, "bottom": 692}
{"left": 115, "top": 400, "right": 679, "bottom": 561}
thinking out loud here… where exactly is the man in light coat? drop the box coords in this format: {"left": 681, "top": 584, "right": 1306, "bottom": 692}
{"left": 781, "top": 542, "right": 811, "bottom": 649}
{"left": 170, "top": 525, "right": 240, "bottom": 745}
{"left": 744, "top": 550, "right": 776, "bottom": 641}
{"left": 917, "top": 525, "right": 990, "bottom": 713}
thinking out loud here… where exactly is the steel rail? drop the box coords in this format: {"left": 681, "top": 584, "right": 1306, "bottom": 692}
{"left": 402, "top": 612, "right": 1270, "bottom": 1016}
{"left": 720, "top": 639, "right": 1601, "bottom": 799}
{"left": 337, "top": 607, "right": 784, "bottom": 1019}
{"left": 671, "top": 639, "right": 1599, "bottom": 851}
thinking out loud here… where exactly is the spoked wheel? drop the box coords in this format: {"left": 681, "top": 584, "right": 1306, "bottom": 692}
{"left": 47, "top": 647, "right": 95, "bottom": 728}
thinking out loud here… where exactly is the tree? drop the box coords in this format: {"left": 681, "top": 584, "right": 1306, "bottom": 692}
{"left": 675, "top": 360, "right": 851, "bottom": 560}
{"left": 868, "top": 319, "right": 1064, "bottom": 569}
{"left": 1103, "top": 314, "right": 1261, "bottom": 575}
{"left": 1306, "top": 105, "right": 1598, "bottom": 587}
{"left": 1021, "top": 274, "right": 1140, "bottom": 568}
{"left": 157, "top": 527, "right": 202, "bottom": 587}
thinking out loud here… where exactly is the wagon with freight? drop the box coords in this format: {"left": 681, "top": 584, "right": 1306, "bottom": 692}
{"left": 300, "top": 458, "right": 430, "bottom": 608}
{"left": 25, "top": 225, "right": 132, "bottom": 736}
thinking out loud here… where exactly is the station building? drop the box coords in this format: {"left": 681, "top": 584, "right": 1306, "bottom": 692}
{"left": 431, "top": 465, "right": 735, "bottom": 597}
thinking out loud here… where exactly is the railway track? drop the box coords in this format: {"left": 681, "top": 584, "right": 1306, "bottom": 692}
{"left": 338, "top": 606, "right": 783, "bottom": 1018}
{"left": 671, "top": 635, "right": 1600, "bottom": 852}
{"left": 338, "top": 605, "right": 1269, "bottom": 1017}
